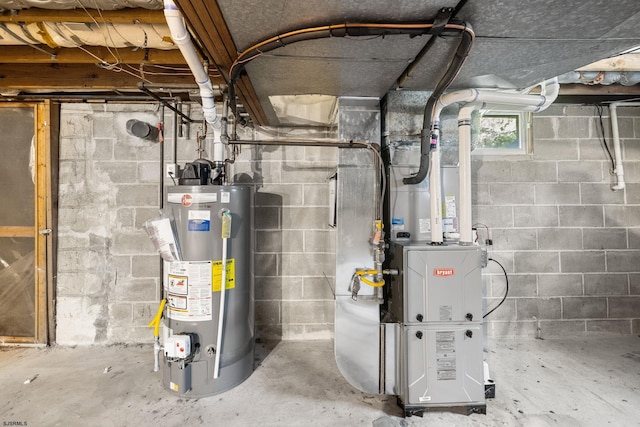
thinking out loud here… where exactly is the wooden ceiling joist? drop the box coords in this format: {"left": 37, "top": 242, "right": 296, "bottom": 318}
{"left": 0, "top": 63, "right": 224, "bottom": 90}
{"left": 0, "top": 45, "right": 186, "bottom": 65}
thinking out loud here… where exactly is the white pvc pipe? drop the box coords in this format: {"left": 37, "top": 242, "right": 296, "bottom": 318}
{"left": 457, "top": 103, "right": 479, "bottom": 245}
{"left": 609, "top": 102, "right": 626, "bottom": 191}
{"left": 431, "top": 78, "right": 559, "bottom": 246}
{"left": 164, "top": 0, "right": 220, "bottom": 133}
{"left": 429, "top": 130, "right": 443, "bottom": 244}
{"left": 213, "top": 234, "right": 228, "bottom": 379}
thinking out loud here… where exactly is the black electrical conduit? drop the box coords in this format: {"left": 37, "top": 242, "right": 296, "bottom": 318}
{"left": 225, "top": 19, "right": 475, "bottom": 186}
{"left": 227, "top": 21, "right": 475, "bottom": 115}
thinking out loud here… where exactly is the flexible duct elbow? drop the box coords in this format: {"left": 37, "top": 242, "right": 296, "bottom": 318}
{"left": 164, "top": 0, "right": 219, "bottom": 128}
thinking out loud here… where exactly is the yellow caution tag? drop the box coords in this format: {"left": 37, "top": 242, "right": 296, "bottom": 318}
{"left": 170, "top": 382, "right": 179, "bottom": 391}
{"left": 212, "top": 258, "right": 236, "bottom": 292}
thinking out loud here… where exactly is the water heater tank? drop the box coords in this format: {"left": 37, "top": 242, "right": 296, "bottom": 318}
{"left": 162, "top": 184, "right": 254, "bottom": 397}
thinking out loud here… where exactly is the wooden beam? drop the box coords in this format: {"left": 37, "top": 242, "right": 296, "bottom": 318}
{"left": 0, "top": 63, "right": 225, "bottom": 90}
{"left": 577, "top": 53, "right": 640, "bottom": 72}
{"left": 174, "top": 0, "right": 268, "bottom": 125}
{"left": 0, "top": 45, "right": 186, "bottom": 65}
{"left": 0, "top": 8, "right": 167, "bottom": 24}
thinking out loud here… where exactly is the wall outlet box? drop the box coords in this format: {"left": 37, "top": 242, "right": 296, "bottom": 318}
{"left": 165, "top": 163, "right": 178, "bottom": 179}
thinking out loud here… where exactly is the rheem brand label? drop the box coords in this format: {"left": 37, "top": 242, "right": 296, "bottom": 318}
{"left": 434, "top": 268, "right": 455, "bottom": 277}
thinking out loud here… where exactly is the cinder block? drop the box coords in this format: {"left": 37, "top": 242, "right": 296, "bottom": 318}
{"left": 93, "top": 138, "right": 114, "bottom": 160}
{"left": 472, "top": 160, "right": 512, "bottom": 183}
{"left": 113, "top": 230, "right": 156, "bottom": 255}
{"left": 627, "top": 184, "right": 640, "bottom": 204}
{"left": 134, "top": 207, "right": 162, "bottom": 229}
{"left": 485, "top": 320, "right": 538, "bottom": 337}
{"left": 490, "top": 228, "right": 536, "bottom": 251}
{"left": 537, "top": 320, "right": 586, "bottom": 337}
{"left": 557, "top": 117, "right": 593, "bottom": 139}
{"left": 112, "top": 255, "right": 131, "bottom": 278}
{"left": 280, "top": 253, "right": 335, "bottom": 276}
{"left": 255, "top": 300, "right": 281, "bottom": 325}
{"left": 485, "top": 254, "right": 514, "bottom": 273}
{"left": 108, "top": 303, "right": 133, "bottom": 327}
{"left": 514, "top": 251, "right": 560, "bottom": 273}
{"left": 633, "top": 319, "right": 640, "bottom": 334}
{"left": 132, "top": 255, "right": 159, "bottom": 278}
{"left": 607, "top": 250, "right": 640, "bottom": 272}
{"left": 117, "top": 208, "right": 135, "bottom": 228}
{"left": 304, "top": 146, "right": 338, "bottom": 163}
{"left": 559, "top": 206, "right": 603, "bottom": 227}
{"left": 533, "top": 139, "right": 579, "bottom": 161}
{"left": 489, "top": 183, "right": 535, "bottom": 205}
{"left": 280, "top": 163, "right": 335, "bottom": 184}
{"left": 59, "top": 160, "right": 88, "bottom": 184}
{"left": 300, "top": 324, "right": 334, "bottom": 340}
{"left": 303, "top": 277, "right": 336, "bottom": 300}
{"left": 473, "top": 206, "right": 514, "bottom": 228}
{"left": 94, "top": 161, "right": 137, "bottom": 184}
{"left": 254, "top": 206, "right": 281, "bottom": 230}
{"left": 532, "top": 117, "right": 556, "bottom": 139}
{"left": 583, "top": 228, "right": 628, "bottom": 250}
{"left": 563, "top": 296, "right": 607, "bottom": 319}
{"left": 560, "top": 251, "right": 606, "bottom": 273}
{"left": 303, "top": 184, "right": 330, "bottom": 206}
{"left": 256, "top": 230, "right": 304, "bottom": 253}
{"left": 623, "top": 139, "right": 640, "bottom": 160}
{"left": 57, "top": 232, "right": 90, "bottom": 250}
{"left": 255, "top": 253, "right": 279, "bottom": 277}
{"left": 579, "top": 139, "right": 611, "bottom": 161}
{"left": 538, "top": 274, "right": 583, "bottom": 296}
{"left": 57, "top": 272, "right": 106, "bottom": 297}
{"left": 132, "top": 302, "right": 157, "bottom": 326}
{"left": 256, "top": 184, "right": 303, "bottom": 206}
{"left": 558, "top": 161, "right": 604, "bottom": 183}
{"left": 584, "top": 273, "right": 629, "bottom": 296}
{"left": 608, "top": 296, "right": 640, "bottom": 318}
{"left": 60, "top": 117, "right": 91, "bottom": 140}
{"left": 538, "top": 228, "right": 582, "bottom": 250}
{"left": 472, "top": 184, "right": 490, "bottom": 205}
{"left": 55, "top": 296, "right": 103, "bottom": 345}
{"left": 605, "top": 206, "right": 640, "bottom": 227}
{"left": 490, "top": 274, "right": 536, "bottom": 297}
{"left": 304, "top": 230, "right": 336, "bottom": 253}
{"left": 255, "top": 277, "right": 303, "bottom": 301}
{"left": 516, "top": 297, "right": 561, "bottom": 320}
{"left": 115, "top": 184, "right": 159, "bottom": 206}
{"left": 483, "top": 298, "right": 515, "bottom": 320}
{"left": 581, "top": 183, "right": 625, "bottom": 205}
{"left": 281, "top": 300, "right": 334, "bottom": 324}
{"left": 631, "top": 273, "right": 640, "bottom": 295}
{"left": 514, "top": 206, "right": 558, "bottom": 227}
{"left": 281, "top": 206, "right": 331, "bottom": 229}
{"left": 511, "top": 161, "right": 557, "bottom": 183}
{"left": 535, "top": 183, "right": 580, "bottom": 204}
{"left": 113, "top": 278, "right": 157, "bottom": 301}
{"left": 114, "top": 141, "right": 160, "bottom": 162}
{"left": 107, "top": 326, "right": 153, "bottom": 344}
{"left": 137, "top": 162, "right": 161, "bottom": 184}
{"left": 586, "top": 320, "right": 631, "bottom": 334}
{"left": 624, "top": 162, "right": 640, "bottom": 182}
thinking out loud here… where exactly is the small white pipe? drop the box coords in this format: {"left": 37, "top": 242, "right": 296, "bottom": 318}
{"left": 431, "top": 78, "right": 559, "bottom": 246}
{"left": 457, "top": 103, "right": 479, "bottom": 245}
{"left": 609, "top": 103, "right": 626, "bottom": 191}
{"left": 164, "top": 0, "right": 220, "bottom": 135}
{"left": 429, "top": 133, "right": 443, "bottom": 244}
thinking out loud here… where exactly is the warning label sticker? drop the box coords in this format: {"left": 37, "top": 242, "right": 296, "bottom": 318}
{"left": 212, "top": 258, "right": 236, "bottom": 292}
{"left": 166, "top": 261, "right": 212, "bottom": 321}
{"left": 436, "top": 331, "right": 457, "bottom": 381}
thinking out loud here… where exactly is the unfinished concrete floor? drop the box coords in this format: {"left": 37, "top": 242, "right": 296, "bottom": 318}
{"left": 1, "top": 336, "right": 639, "bottom": 426}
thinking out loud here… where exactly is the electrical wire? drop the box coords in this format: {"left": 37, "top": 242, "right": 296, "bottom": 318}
{"left": 483, "top": 258, "right": 508, "bottom": 319}
{"left": 595, "top": 104, "right": 616, "bottom": 172}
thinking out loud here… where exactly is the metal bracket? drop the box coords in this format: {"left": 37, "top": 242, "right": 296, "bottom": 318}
{"left": 431, "top": 7, "right": 455, "bottom": 37}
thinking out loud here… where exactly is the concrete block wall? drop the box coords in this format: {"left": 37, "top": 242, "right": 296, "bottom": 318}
{"left": 476, "top": 104, "right": 640, "bottom": 337}
{"left": 56, "top": 104, "right": 338, "bottom": 344}
{"left": 57, "top": 103, "right": 164, "bottom": 345}
{"left": 228, "top": 131, "right": 338, "bottom": 340}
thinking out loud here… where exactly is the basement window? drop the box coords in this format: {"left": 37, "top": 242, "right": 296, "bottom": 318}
{"left": 472, "top": 111, "right": 531, "bottom": 155}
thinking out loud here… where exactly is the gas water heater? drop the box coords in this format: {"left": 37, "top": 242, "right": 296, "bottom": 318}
{"left": 161, "top": 181, "right": 254, "bottom": 397}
